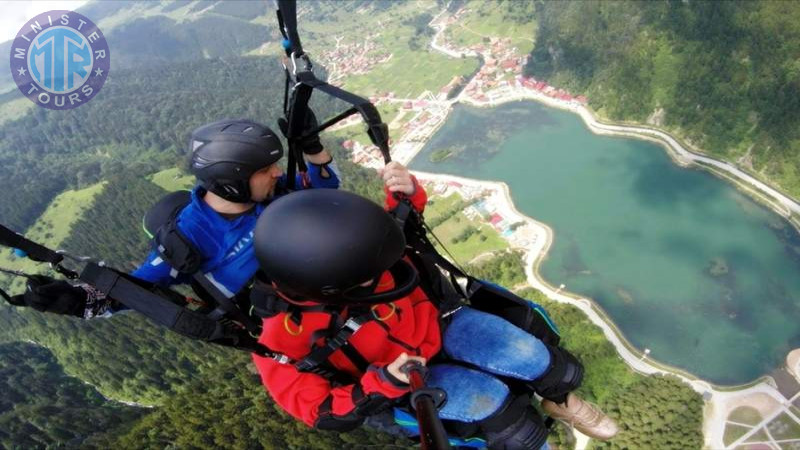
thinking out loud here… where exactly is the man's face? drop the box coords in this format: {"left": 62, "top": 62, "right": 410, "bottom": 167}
{"left": 249, "top": 163, "right": 283, "bottom": 202}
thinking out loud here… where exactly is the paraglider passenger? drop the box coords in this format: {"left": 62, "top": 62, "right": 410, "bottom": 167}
{"left": 250, "top": 178, "right": 618, "bottom": 449}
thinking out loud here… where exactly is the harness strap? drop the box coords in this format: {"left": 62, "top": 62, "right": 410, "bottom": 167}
{"left": 191, "top": 272, "right": 262, "bottom": 335}
{"left": 82, "top": 263, "right": 225, "bottom": 340}
{"left": 295, "top": 312, "right": 374, "bottom": 373}
{"left": 250, "top": 281, "right": 337, "bottom": 318}
{"left": 298, "top": 74, "right": 391, "bottom": 163}
{"left": 80, "top": 262, "right": 294, "bottom": 363}
{"left": 390, "top": 202, "right": 471, "bottom": 314}
{"left": 0, "top": 224, "right": 64, "bottom": 265}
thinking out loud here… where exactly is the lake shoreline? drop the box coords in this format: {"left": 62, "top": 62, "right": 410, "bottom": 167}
{"left": 400, "top": 12, "right": 800, "bottom": 447}
{"left": 458, "top": 87, "right": 800, "bottom": 234}
{"left": 400, "top": 87, "right": 799, "bottom": 450}
{"left": 401, "top": 88, "right": 799, "bottom": 382}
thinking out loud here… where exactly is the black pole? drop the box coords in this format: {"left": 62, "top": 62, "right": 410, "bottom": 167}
{"left": 401, "top": 361, "right": 451, "bottom": 450}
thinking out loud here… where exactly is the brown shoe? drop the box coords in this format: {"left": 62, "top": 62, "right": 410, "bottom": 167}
{"left": 541, "top": 393, "right": 619, "bottom": 441}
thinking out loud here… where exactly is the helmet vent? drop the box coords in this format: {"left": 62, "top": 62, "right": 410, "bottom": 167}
{"left": 192, "top": 140, "right": 205, "bottom": 151}
{"left": 243, "top": 126, "right": 254, "bottom": 133}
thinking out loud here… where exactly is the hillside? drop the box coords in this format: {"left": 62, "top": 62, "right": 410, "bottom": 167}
{"left": 0, "top": 56, "right": 311, "bottom": 231}
{"left": 0, "top": 1, "right": 277, "bottom": 94}
{"left": 526, "top": 1, "right": 800, "bottom": 199}
{"left": 0, "top": 342, "right": 146, "bottom": 448}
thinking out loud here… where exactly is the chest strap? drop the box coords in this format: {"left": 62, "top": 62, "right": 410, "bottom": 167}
{"left": 295, "top": 311, "right": 375, "bottom": 374}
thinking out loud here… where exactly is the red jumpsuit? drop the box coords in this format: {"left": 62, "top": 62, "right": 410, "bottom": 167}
{"left": 252, "top": 178, "right": 437, "bottom": 428}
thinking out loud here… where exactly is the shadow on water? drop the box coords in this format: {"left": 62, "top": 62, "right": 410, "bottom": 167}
{"left": 623, "top": 149, "right": 720, "bottom": 211}
{"left": 658, "top": 233, "right": 707, "bottom": 262}
{"left": 561, "top": 235, "right": 589, "bottom": 277}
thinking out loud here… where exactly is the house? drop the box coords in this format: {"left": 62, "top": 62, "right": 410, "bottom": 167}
{"left": 501, "top": 59, "right": 517, "bottom": 70}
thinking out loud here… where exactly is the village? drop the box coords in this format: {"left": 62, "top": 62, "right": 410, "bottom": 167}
{"left": 328, "top": 13, "right": 587, "bottom": 255}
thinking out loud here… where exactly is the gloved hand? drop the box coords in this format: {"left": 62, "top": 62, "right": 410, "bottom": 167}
{"left": 10, "top": 275, "right": 88, "bottom": 317}
{"left": 278, "top": 108, "right": 324, "bottom": 155}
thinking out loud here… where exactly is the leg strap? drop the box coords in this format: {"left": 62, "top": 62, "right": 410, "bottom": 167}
{"left": 480, "top": 394, "right": 548, "bottom": 450}
{"left": 527, "top": 345, "right": 584, "bottom": 404}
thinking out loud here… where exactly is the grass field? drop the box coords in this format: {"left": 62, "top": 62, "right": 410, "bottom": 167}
{"left": 723, "top": 423, "right": 752, "bottom": 446}
{"left": 0, "top": 182, "right": 106, "bottom": 292}
{"left": 426, "top": 193, "right": 507, "bottom": 266}
{"left": 425, "top": 192, "right": 465, "bottom": 221}
{"left": 148, "top": 167, "right": 195, "bottom": 192}
{"left": 330, "top": 126, "right": 373, "bottom": 150}
{"left": 444, "top": 0, "right": 536, "bottom": 55}
{"left": 728, "top": 406, "right": 764, "bottom": 426}
{"left": 742, "top": 427, "right": 770, "bottom": 443}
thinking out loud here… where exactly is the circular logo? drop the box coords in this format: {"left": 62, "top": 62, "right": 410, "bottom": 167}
{"left": 9, "top": 10, "right": 110, "bottom": 110}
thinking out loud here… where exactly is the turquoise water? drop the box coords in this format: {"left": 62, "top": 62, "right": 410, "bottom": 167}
{"left": 410, "top": 101, "right": 800, "bottom": 385}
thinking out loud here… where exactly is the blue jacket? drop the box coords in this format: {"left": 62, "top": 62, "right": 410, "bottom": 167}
{"left": 132, "top": 164, "right": 339, "bottom": 296}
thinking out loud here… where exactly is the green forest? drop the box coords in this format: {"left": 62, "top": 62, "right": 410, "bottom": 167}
{"left": 526, "top": 0, "right": 800, "bottom": 199}
{"left": 0, "top": 342, "right": 146, "bottom": 448}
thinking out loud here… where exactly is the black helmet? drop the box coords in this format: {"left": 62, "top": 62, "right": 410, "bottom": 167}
{"left": 190, "top": 119, "right": 284, "bottom": 203}
{"left": 254, "top": 189, "right": 419, "bottom": 305}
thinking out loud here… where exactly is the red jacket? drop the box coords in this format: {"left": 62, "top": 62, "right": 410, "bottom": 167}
{"left": 252, "top": 177, "right": 437, "bottom": 428}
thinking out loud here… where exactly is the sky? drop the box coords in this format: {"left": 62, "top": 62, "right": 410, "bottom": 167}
{"left": 0, "top": 0, "right": 89, "bottom": 44}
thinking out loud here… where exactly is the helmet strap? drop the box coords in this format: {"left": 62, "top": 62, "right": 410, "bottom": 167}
{"left": 204, "top": 179, "right": 252, "bottom": 204}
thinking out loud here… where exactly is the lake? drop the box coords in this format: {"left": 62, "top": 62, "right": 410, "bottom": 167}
{"left": 410, "top": 101, "right": 800, "bottom": 385}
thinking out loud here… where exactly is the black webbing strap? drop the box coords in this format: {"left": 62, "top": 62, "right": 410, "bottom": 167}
{"left": 295, "top": 312, "right": 374, "bottom": 373}
{"left": 80, "top": 262, "right": 296, "bottom": 362}
{"left": 284, "top": 77, "right": 313, "bottom": 189}
{"left": 276, "top": 0, "right": 303, "bottom": 57}
{"left": 389, "top": 202, "right": 476, "bottom": 314}
{"left": 0, "top": 223, "right": 63, "bottom": 265}
{"left": 81, "top": 263, "right": 225, "bottom": 340}
{"left": 250, "top": 282, "right": 331, "bottom": 318}
{"left": 191, "top": 272, "right": 262, "bottom": 335}
{"left": 275, "top": 0, "right": 391, "bottom": 190}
